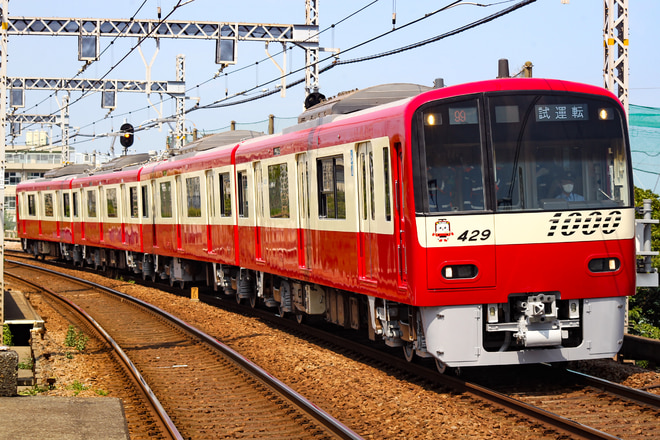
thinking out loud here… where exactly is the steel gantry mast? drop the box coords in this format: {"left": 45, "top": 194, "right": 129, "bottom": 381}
{"left": 0, "top": 2, "right": 323, "bottom": 334}
{"left": 604, "top": 0, "right": 629, "bottom": 116}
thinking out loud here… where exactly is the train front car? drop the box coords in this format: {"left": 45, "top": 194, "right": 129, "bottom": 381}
{"left": 408, "top": 79, "right": 634, "bottom": 369}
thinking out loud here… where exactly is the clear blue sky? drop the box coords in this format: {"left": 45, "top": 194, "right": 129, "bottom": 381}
{"left": 6, "top": 0, "right": 659, "bottom": 160}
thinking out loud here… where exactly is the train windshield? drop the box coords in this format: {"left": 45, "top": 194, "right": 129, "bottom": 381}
{"left": 413, "top": 92, "right": 631, "bottom": 213}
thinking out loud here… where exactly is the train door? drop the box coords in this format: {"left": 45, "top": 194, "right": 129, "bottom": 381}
{"left": 253, "top": 162, "right": 264, "bottom": 261}
{"left": 394, "top": 143, "right": 407, "bottom": 286}
{"left": 175, "top": 176, "right": 183, "bottom": 250}
{"left": 357, "top": 142, "right": 377, "bottom": 281}
{"left": 296, "top": 154, "right": 310, "bottom": 269}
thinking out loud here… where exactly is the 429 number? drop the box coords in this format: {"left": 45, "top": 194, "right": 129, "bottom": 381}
{"left": 456, "top": 229, "right": 491, "bottom": 242}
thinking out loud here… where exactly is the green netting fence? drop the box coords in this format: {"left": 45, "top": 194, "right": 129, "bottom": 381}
{"left": 631, "top": 104, "right": 660, "bottom": 191}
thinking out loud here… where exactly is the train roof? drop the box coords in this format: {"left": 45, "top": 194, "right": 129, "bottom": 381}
{"left": 177, "top": 130, "right": 266, "bottom": 154}
{"left": 43, "top": 163, "right": 92, "bottom": 178}
{"left": 296, "top": 83, "right": 433, "bottom": 124}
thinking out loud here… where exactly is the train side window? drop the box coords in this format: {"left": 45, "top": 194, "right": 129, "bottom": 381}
{"left": 129, "top": 187, "right": 139, "bottom": 219}
{"left": 317, "top": 156, "right": 346, "bottom": 219}
{"left": 87, "top": 190, "right": 97, "bottom": 218}
{"left": 28, "top": 194, "right": 36, "bottom": 217}
{"left": 383, "top": 147, "right": 392, "bottom": 221}
{"left": 62, "top": 193, "right": 71, "bottom": 218}
{"left": 160, "top": 181, "right": 173, "bottom": 218}
{"left": 44, "top": 193, "right": 54, "bottom": 217}
{"left": 206, "top": 172, "right": 216, "bottom": 218}
{"left": 106, "top": 188, "right": 118, "bottom": 218}
{"left": 219, "top": 173, "right": 232, "bottom": 217}
{"left": 186, "top": 177, "right": 202, "bottom": 217}
{"left": 237, "top": 171, "right": 249, "bottom": 218}
{"left": 72, "top": 192, "right": 79, "bottom": 218}
{"left": 141, "top": 185, "right": 149, "bottom": 219}
{"left": 268, "top": 163, "right": 289, "bottom": 218}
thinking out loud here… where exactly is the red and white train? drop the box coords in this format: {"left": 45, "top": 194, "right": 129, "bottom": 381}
{"left": 16, "top": 77, "right": 635, "bottom": 370}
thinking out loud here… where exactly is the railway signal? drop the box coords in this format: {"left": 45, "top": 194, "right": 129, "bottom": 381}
{"left": 120, "top": 123, "right": 134, "bottom": 151}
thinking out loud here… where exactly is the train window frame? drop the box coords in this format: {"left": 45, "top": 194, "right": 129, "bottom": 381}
{"left": 159, "top": 180, "right": 173, "bottom": 219}
{"left": 129, "top": 186, "right": 139, "bottom": 219}
{"left": 141, "top": 185, "right": 149, "bottom": 219}
{"left": 412, "top": 94, "right": 488, "bottom": 215}
{"left": 486, "top": 91, "right": 632, "bottom": 212}
{"left": 206, "top": 171, "right": 216, "bottom": 218}
{"left": 43, "top": 192, "right": 54, "bottom": 217}
{"left": 185, "top": 176, "right": 202, "bottom": 218}
{"left": 62, "top": 192, "right": 71, "bottom": 218}
{"left": 268, "top": 163, "right": 290, "bottom": 219}
{"left": 72, "top": 191, "right": 79, "bottom": 218}
{"left": 317, "top": 155, "right": 346, "bottom": 220}
{"left": 106, "top": 188, "right": 118, "bottom": 218}
{"left": 28, "top": 194, "right": 36, "bottom": 217}
{"left": 383, "top": 147, "right": 392, "bottom": 222}
{"left": 237, "top": 170, "right": 249, "bottom": 218}
{"left": 219, "top": 172, "right": 232, "bottom": 218}
{"left": 87, "top": 189, "right": 97, "bottom": 218}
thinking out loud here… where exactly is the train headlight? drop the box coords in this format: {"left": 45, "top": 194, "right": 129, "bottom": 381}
{"left": 425, "top": 113, "right": 441, "bottom": 126}
{"left": 588, "top": 257, "right": 620, "bottom": 273}
{"left": 598, "top": 108, "right": 614, "bottom": 120}
{"left": 442, "top": 264, "right": 478, "bottom": 279}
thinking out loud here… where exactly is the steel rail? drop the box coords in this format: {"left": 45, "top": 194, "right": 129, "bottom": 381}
{"left": 5, "top": 265, "right": 183, "bottom": 440}
{"left": 566, "top": 367, "right": 660, "bottom": 408}
{"left": 6, "top": 259, "right": 363, "bottom": 440}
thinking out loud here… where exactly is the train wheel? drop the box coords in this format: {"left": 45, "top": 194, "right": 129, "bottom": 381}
{"left": 402, "top": 343, "right": 415, "bottom": 362}
{"left": 179, "top": 280, "right": 185, "bottom": 290}
{"left": 151, "top": 271, "right": 157, "bottom": 282}
{"left": 278, "top": 303, "right": 286, "bottom": 318}
{"left": 235, "top": 294, "right": 242, "bottom": 305}
{"left": 248, "top": 291, "right": 257, "bottom": 308}
{"left": 295, "top": 311, "right": 304, "bottom": 324}
{"left": 169, "top": 276, "right": 175, "bottom": 287}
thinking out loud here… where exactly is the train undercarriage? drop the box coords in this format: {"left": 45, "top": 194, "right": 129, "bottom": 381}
{"left": 22, "top": 238, "right": 626, "bottom": 372}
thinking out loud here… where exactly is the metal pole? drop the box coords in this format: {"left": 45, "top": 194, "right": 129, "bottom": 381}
{"left": 0, "top": 0, "right": 8, "bottom": 344}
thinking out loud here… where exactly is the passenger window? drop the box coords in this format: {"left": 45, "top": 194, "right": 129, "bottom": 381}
{"left": 186, "top": 177, "right": 202, "bottom": 217}
{"left": 44, "top": 193, "right": 54, "bottom": 217}
{"left": 129, "top": 187, "right": 139, "bottom": 218}
{"left": 160, "top": 181, "right": 173, "bottom": 218}
{"left": 28, "top": 194, "right": 36, "bottom": 217}
{"left": 73, "top": 192, "right": 79, "bottom": 218}
{"left": 87, "top": 190, "right": 97, "bottom": 218}
{"left": 206, "top": 172, "right": 215, "bottom": 218}
{"left": 220, "top": 173, "right": 232, "bottom": 217}
{"left": 106, "top": 188, "right": 118, "bottom": 218}
{"left": 317, "top": 156, "right": 346, "bottom": 219}
{"left": 141, "top": 185, "right": 149, "bottom": 218}
{"left": 383, "top": 148, "right": 392, "bottom": 221}
{"left": 268, "top": 163, "right": 289, "bottom": 218}
{"left": 62, "top": 193, "right": 70, "bottom": 218}
{"left": 237, "top": 171, "right": 249, "bottom": 218}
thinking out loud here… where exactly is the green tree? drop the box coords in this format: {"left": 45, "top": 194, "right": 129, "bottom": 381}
{"left": 632, "top": 188, "right": 660, "bottom": 338}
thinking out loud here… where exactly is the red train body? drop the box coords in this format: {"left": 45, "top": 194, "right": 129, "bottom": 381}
{"left": 17, "top": 78, "right": 635, "bottom": 369}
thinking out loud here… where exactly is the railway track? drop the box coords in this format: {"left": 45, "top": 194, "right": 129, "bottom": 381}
{"left": 467, "top": 365, "right": 660, "bottom": 440}
{"left": 7, "top": 250, "right": 660, "bottom": 439}
{"left": 240, "top": 304, "right": 660, "bottom": 440}
{"left": 5, "top": 258, "right": 361, "bottom": 440}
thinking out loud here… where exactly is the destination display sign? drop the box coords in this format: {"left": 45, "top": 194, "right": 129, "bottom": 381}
{"left": 535, "top": 104, "right": 589, "bottom": 122}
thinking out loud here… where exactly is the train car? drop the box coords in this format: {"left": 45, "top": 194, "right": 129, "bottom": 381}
{"left": 16, "top": 77, "right": 635, "bottom": 371}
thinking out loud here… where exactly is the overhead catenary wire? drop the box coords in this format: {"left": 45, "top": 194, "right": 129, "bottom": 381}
{"left": 47, "top": 0, "right": 536, "bottom": 147}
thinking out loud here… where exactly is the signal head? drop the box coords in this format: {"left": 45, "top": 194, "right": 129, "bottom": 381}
{"left": 120, "top": 123, "right": 134, "bottom": 148}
